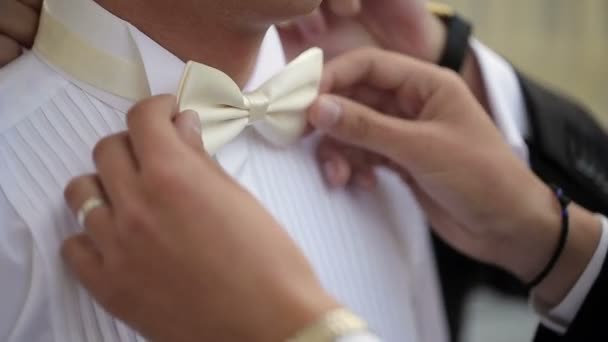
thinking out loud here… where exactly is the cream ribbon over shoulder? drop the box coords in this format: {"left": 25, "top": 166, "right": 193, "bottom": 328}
{"left": 178, "top": 48, "right": 323, "bottom": 154}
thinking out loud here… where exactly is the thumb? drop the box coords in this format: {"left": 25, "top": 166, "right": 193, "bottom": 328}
{"left": 308, "top": 94, "right": 420, "bottom": 160}
{"left": 174, "top": 110, "right": 205, "bottom": 153}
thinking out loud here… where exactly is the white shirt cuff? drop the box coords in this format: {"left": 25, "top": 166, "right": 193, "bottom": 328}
{"left": 469, "top": 39, "right": 530, "bottom": 163}
{"left": 534, "top": 216, "right": 608, "bottom": 334}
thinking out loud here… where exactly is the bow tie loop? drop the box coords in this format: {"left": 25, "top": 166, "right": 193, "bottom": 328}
{"left": 244, "top": 92, "right": 270, "bottom": 125}
{"left": 177, "top": 48, "right": 323, "bottom": 155}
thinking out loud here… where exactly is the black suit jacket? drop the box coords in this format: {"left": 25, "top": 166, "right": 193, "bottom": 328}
{"left": 521, "top": 75, "right": 608, "bottom": 215}
{"left": 436, "top": 75, "right": 608, "bottom": 341}
{"left": 534, "top": 248, "right": 608, "bottom": 342}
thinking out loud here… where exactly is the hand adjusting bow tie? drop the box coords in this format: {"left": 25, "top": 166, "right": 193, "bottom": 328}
{"left": 177, "top": 48, "right": 323, "bottom": 155}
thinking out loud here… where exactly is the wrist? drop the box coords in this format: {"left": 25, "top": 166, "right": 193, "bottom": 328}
{"left": 533, "top": 205, "right": 602, "bottom": 307}
{"left": 495, "top": 182, "right": 602, "bottom": 306}
{"left": 493, "top": 181, "right": 562, "bottom": 281}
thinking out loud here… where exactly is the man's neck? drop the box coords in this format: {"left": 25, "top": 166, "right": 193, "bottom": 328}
{"left": 95, "top": 0, "right": 269, "bottom": 87}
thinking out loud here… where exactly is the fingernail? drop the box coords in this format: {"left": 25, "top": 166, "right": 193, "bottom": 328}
{"left": 315, "top": 96, "right": 342, "bottom": 130}
{"left": 181, "top": 110, "right": 202, "bottom": 135}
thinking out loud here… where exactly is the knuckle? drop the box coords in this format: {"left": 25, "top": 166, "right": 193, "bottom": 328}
{"left": 142, "top": 158, "right": 190, "bottom": 191}
{"left": 437, "top": 68, "right": 467, "bottom": 92}
{"left": 438, "top": 67, "right": 460, "bottom": 80}
{"left": 142, "top": 163, "right": 175, "bottom": 189}
{"left": 127, "top": 94, "right": 177, "bottom": 127}
{"left": 63, "top": 174, "right": 95, "bottom": 204}
{"left": 116, "top": 202, "right": 151, "bottom": 233}
{"left": 92, "top": 133, "right": 128, "bottom": 164}
{"left": 92, "top": 135, "right": 114, "bottom": 163}
{"left": 63, "top": 178, "right": 80, "bottom": 203}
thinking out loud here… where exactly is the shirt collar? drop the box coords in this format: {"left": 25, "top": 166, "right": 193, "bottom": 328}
{"left": 43, "top": 0, "right": 287, "bottom": 110}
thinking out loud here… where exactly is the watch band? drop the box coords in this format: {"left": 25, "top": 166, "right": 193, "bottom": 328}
{"left": 428, "top": 2, "right": 473, "bottom": 72}
{"left": 287, "top": 308, "right": 369, "bottom": 342}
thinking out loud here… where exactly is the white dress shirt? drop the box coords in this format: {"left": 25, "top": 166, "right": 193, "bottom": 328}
{"left": 0, "top": 1, "right": 449, "bottom": 341}
{"left": 0, "top": 0, "right": 591, "bottom": 341}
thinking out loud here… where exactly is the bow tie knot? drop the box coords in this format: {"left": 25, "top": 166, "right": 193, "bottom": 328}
{"left": 177, "top": 48, "right": 323, "bottom": 155}
{"left": 244, "top": 92, "right": 270, "bottom": 124}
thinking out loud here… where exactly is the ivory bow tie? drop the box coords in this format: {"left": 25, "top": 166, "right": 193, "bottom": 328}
{"left": 177, "top": 48, "right": 323, "bottom": 155}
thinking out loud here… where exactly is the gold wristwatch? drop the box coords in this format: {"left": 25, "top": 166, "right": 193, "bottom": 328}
{"left": 287, "top": 308, "right": 370, "bottom": 342}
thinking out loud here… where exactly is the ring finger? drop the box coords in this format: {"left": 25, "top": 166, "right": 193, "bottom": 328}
{"left": 64, "top": 174, "right": 116, "bottom": 254}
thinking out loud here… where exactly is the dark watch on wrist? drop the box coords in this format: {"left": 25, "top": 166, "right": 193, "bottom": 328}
{"left": 428, "top": 2, "right": 473, "bottom": 72}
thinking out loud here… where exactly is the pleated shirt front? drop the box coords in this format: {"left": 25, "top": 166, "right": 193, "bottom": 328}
{"left": 0, "top": 1, "right": 448, "bottom": 341}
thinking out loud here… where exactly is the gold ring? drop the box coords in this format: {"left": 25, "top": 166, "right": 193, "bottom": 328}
{"left": 76, "top": 197, "right": 106, "bottom": 227}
